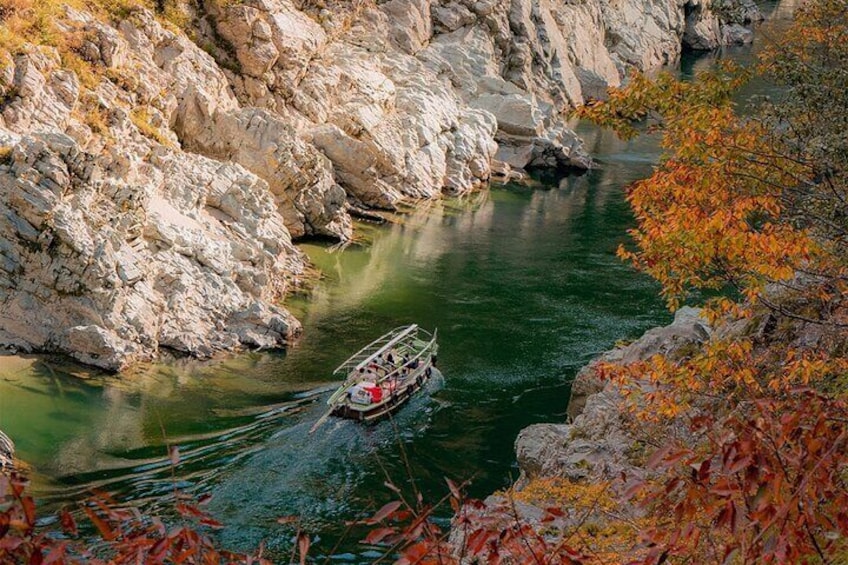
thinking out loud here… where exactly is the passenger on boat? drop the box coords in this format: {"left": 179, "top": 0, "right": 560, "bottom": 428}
{"left": 367, "top": 385, "right": 383, "bottom": 403}
{"left": 356, "top": 367, "right": 368, "bottom": 382}
{"left": 383, "top": 378, "right": 397, "bottom": 396}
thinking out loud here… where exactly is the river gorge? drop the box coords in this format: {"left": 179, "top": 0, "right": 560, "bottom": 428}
{"left": 0, "top": 0, "right": 796, "bottom": 561}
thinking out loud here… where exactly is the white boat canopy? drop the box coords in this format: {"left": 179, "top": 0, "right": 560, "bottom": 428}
{"left": 332, "top": 324, "right": 420, "bottom": 377}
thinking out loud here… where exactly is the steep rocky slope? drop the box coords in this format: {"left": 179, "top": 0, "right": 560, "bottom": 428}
{"left": 515, "top": 307, "right": 711, "bottom": 486}
{"left": 0, "top": 0, "right": 758, "bottom": 369}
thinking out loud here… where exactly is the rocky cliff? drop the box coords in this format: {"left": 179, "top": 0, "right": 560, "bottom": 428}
{"left": 0, "top": 0, "right": 758, "bottom": 369}
{"left": 514, "top": 307, "right": 711, "bottom": 486}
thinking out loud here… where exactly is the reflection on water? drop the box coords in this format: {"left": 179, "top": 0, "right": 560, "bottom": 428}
{"left": 0, "top": 120, "right": 670, "bottom": 559}
{"left": 0, "top": 354, "right": 330, "bottom": 502}
{"left": 0, "top": 13, "right": 796, "bottom": 558}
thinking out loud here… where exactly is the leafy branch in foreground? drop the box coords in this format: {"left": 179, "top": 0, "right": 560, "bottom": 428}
{"left": 599, "top": 340, "right": 848, "bottom": 563}
{"left": 0, "top": 468, "right": 274, "bottom": 565}
{"left": 578, "top": 61, "right": 826, "bottom": 316}
{"left": 354, "top": 476, "right": 593, "bottom": 565}
{"left": 572, "top": 1, "right": 848, "bottom": 563}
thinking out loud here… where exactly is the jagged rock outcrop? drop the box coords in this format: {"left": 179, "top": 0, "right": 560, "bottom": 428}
{"left": 0, "top": 0, "right": 757, "bottom": 368}
{"left": 207, "top": 0, "right": 759, "bottom": 178}
{"left": 0, "top": 50, "right": 304, "bottom": 369}
{"left": 515, "top": 307, "right": 711, "bottom": 484}
{"left": 0, "top": 126, "right": 302, "bottom": 370}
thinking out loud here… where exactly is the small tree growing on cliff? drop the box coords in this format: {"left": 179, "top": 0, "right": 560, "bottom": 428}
{"left": 580, "top": 0, "right": 848, "bottom": 323}
{"left": 578, "top": 0, "right": 848, "bottom": 563}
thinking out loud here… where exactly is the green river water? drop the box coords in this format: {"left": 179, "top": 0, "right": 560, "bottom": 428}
{"left": 0, "top": 7, "right": 792, "bottom": 559}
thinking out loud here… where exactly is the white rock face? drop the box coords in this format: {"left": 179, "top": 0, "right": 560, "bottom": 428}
{"left": 0, "top": 0, "right": 756, "bottom": 368}
{"left": 0, "top": 128, "right": 302, "bottom": 369}
{"left": 0, "top": 54, "right": 304, "bottom": 369}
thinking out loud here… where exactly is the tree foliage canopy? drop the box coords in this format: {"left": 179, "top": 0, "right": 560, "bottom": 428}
{"left": 4, "top": 1, "right": 848, "bottom": 564}
{"left": 573, "top": 1, "right": 848, "bottom": 563}
{"left": 580, "top": 0, "right": 848, "bottom": 322}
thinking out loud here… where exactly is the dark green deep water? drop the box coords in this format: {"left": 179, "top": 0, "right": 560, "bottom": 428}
{"left": 0, "top": 125, "right": 668, "bottom": 559}
{"left": 0, "top": 10, "right": 793, "bottom": 559}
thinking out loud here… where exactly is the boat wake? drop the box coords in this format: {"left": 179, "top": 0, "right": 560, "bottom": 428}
{"left": 207, "top": 368, "right": 445, "bottom": 555}
{"left": 32, "top": 370, "right": 446, "bottom": 547}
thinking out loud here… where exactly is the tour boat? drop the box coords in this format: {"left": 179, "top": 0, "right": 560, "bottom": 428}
{"left": 311, "top": 324, "right": 438, "bottom": 431}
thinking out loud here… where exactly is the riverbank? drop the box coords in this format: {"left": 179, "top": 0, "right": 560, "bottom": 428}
{"left": 431, "top": 308, "right": 714, "bottom": 561}
{"left": 514, "top": 307, "right": 711, "bottom": 488}
{"left": 0, "top": 0, "right": 760, "bottom": 370}
{"left": 454, "top": 1, "right": 848, "bottom": 560}
{"left": 503, "top": 0, "right": 802, "bottom": 496}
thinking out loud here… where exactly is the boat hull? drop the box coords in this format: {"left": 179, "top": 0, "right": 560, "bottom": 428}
{"left": 331, "top": 365, "right": 435, "bottom": 423}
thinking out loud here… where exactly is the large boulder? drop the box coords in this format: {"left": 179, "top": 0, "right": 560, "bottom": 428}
{"left": 0, "top": 127, "right": 303, "bottom": 370}
{"left": 514, "top": 308, "right": 711, "bottom": 484}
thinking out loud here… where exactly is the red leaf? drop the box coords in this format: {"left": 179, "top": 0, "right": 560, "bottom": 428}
{"left": 401, "top": 541, "right": 430, "bottom": 563}
{"left": 176, "top": 503, "right": 204, "bottom": 518}
{"left": 83, "top": 506, "right": 117, "bottom": 541}
{"left": 297, "top": 532, "right": 310, "bottom": 565}
{"left": 710, "top": 478, "right": 736, "bottom": 497}
{"left": 366, "top": 501, "right": 402, "bottom": 525}
{"left": 200, "top": 516, "right": 223, "bottom": 529}
{"left": 697, "top": 459, "right": 711, "bottom": 483}
{"left": 43, "top": 542, "right": 68, "bottom": 564}
{"left": 466, "top": 529, "right": 491, "bottom": 555}
{"left": 59, "top": 509, "right": 78, "bottom": 537}
{"left": 726, "top": 455, "right": 753, "bottom": 475}
{"left": 150, "top": 536, "right": 170, "bottom": 560}
{"left": 716, "top": 501, "right": 737, "bottom": 532}
{"left": 363, "top": 527, "right": 396, "bottom": 545}
{"left": 624, "top": 480, "right": 646, "bottom": 500}
{"left": 646, "top": 445, "right": 673, "bottom": 469}
{"left": 20, "top": 496, "right": 36, "bottom": 528}
{"left": 393, "top": 509, "right": 413, "bottom": 522}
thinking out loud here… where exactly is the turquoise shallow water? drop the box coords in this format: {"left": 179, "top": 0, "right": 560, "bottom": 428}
{"left": 0, "top": 10, "right": 793, "bottom": 558}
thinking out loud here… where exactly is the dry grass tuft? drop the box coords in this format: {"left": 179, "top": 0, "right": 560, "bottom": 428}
{"left": 130, "top": 106, "right": 174, "bottom": 147}
{"left": 0, "top": 145, "right": 14, "bottom": 165}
